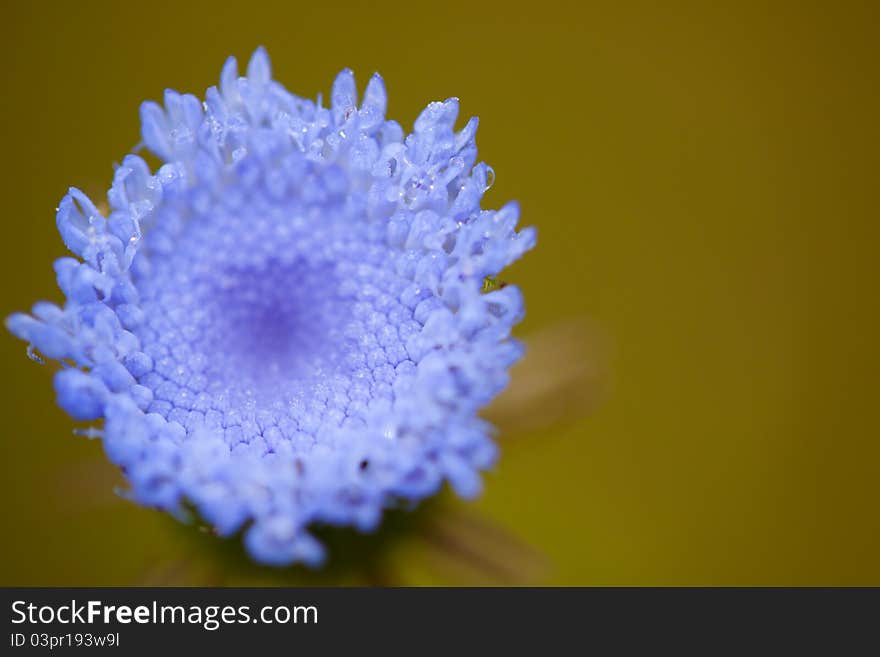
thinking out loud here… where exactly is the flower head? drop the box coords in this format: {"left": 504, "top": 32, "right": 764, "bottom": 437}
{"left": 7, "top": 48, "right": 535, "bottom": 566}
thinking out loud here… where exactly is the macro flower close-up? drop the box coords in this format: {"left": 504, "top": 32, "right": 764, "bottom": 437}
{"left": 4, "top": 1, "right": 879, "bottom": 597}
{"left": 6, "top": 48, "right": 535, "bottom": 567}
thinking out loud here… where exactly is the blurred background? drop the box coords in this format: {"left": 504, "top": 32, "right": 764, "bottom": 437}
{"left": 1, "top": 0, "right": 878, "bottom": 585}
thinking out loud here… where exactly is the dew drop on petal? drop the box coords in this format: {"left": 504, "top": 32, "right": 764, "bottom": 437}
{"left": 485, "top": 166, "right": 496, "bottom": 190}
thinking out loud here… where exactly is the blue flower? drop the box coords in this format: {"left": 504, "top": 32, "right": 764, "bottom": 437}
{"left": 7, "top": 48, "right": 535, "bottom": 566}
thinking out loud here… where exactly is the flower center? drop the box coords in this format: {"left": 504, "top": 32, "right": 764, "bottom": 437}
{"left": 196, "top": 258, "right": 351, "bottom": 397}
{"left": 129, "top": 187, "right": 417, "bottom": 452}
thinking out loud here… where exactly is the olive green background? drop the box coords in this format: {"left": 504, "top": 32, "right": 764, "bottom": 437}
{"left": 1, "top": 1, "right": 878, "bottom": 585}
